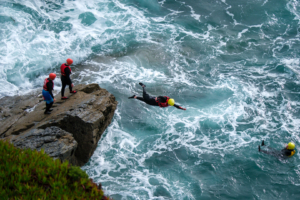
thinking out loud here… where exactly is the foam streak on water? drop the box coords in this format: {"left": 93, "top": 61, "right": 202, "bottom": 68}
{"left": 2, "top": 0, "right": 300, "bottom": 199}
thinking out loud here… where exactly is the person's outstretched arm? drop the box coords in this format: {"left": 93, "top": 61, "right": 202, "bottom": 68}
{"left": 174, "top": 104, "right": 186, "bottom": 110}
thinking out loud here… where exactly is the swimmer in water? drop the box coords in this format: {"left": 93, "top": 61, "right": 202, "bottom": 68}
{"left": 258, "top": 140, "right": 296, "bottom": 158}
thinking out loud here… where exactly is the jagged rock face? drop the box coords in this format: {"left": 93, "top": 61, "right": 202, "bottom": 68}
{"left": 0, "top": 84, "right": 118, "bottom": 166}
{"left": 13, "top": 126, "right": 77, "bottom": 163}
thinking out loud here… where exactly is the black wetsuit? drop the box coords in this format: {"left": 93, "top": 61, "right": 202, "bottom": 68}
{"left": 281, "top": 148, "right": 295, "bottom": 157}
{"left": 136, "top": 88, "right": 185, "bottom": 110}
{"left": 260, "top": 146, "right": 295, "bottom": 158}
{"left": 61, "top": 66, "right": 73, "bottom": 97}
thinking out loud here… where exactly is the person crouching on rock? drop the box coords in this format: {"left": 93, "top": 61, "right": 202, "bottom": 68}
{"left": 128, "top": 82, "right": 186, "bottom": 110}
{"left": 42, "top": 73, "right": 56, "bottom": 114}
{"left": 61, "top": 58, "right": 77, "bottom": 100}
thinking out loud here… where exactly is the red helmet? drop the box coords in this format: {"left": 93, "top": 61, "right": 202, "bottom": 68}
{"left": 66, "top": 58, "right": 73, "bottom": 65}
{"left": 49, "top": 73, "right": 56, "bottom": 80}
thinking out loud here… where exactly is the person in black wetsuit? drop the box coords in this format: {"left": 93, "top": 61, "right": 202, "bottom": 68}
{"left": 42, "top": 73, "right": 56, "bottom": 114}
{"left": 61, "top": 58, "right": 77, "bottom": 100}
{"left": 258, "top": 140, "right": 296, "bottom": 158}
{"left": 128, "top": 82, "right": 186, "bottom": 110}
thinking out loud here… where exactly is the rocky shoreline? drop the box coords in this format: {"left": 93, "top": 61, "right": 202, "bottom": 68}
{"left": 0, "top": 84, "right": 118, "bottom": 166}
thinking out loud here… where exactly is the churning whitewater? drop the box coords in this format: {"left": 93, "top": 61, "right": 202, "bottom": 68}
{"left": 1, "top": 0, "right": 300, "bottom": 199}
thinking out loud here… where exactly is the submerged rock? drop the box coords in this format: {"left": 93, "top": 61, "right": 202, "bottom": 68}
{"left": 0, "top": 84, "right": 118, "bottom": 166}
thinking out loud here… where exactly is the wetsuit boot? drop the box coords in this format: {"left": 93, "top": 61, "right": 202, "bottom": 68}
{"left": 44, "top": 103, "right": 52, "bottom": 114}
{"left": 139, "top": 82, "right": 146, "bottom": 87}
{"left": 128, "top": 95, "right": 136, "bottom": 99}
{"left": 70, "top": 85, "right": 77, "bottom": 93}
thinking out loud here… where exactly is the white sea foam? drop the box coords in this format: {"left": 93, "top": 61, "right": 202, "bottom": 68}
{"left": 238, "top": 29, "right": 248, "bottom": 39}
{"left": 0, "top": 0, "right": 154, "bottom": 97}
{"left": 287, "top": 0, "right": 300, "bottom": 24}
{"left": 225, "top": 6, "right": 241, "bottom": 26}
{"left": 187, "top": 5, "right": 201, "bottom": 22}
{"left": 262, "top": 0, "right": 269, "bottom": 6}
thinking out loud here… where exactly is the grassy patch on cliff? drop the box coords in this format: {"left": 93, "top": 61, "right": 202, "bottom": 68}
{"left": 0, "top": 140, "right": 109, "bottom": 200}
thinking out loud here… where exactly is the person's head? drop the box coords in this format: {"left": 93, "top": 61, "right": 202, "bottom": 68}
{"left": 287, "top": 142, "right": 295, "bottom": 150}
{"left": 66, "top": 58, "right": 73, "bottom": 65}
{"left": 168, "top": 98, "right": 175, "bottom": 106}
{"left": 49, "top": 73, "right": 56, "bottom": 80}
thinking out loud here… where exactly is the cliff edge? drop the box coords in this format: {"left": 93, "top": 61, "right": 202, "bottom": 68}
{"left": 0, "top": 84, "right": 118, "bottom": 166}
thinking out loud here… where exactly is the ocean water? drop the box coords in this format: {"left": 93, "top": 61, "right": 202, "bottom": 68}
{"left": 1, "top": 0, "right": 300, "bottom": 199}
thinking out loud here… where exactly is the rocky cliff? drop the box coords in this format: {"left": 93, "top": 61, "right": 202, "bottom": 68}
{"left": 0, "top": 84, "right": 118, "bottom": 166}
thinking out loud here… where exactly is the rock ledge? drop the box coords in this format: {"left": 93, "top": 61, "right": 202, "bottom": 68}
{"left": 0, "top": 84, "right": 118, "bottom": 166}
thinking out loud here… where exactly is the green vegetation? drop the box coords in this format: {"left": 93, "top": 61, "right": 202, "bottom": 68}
{"left": 0, "top": 140, "right": 109, "bottom": 200}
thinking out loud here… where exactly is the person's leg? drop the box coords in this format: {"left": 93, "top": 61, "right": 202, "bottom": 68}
{"left": 43, "top": 90, "right": 53, "bottom": 114}
{"left": 44, "top": 102, "right": 53, "bottom": 114}
{"left": 128, "top": 94, "right": 147, "bottom": 103}
{"left": 69, "top": 84, "right": 72, "bottom": 92}
{"left": 260, "top": 149, "right": 272, "bottom": 155}
{"left": 261, "top": 140, "right": 277, "bottom": 151}
{"left": 259, "top": 145, "right": 281, "bottom": 157}
{"left": 48, "top": 102, "right": 53, "bottom": 111}
{"left": 142, "top": 87, "right": 151, "bottom": 101}
{"left": 128, "top": 85, "right": 151, "bottom": 101}
{"left": 136, "top": 97, "right": 146, "bottom": 103}
{"left": 266, "top": 146, "right": 276, "bottom": 151}
{"left": 129, "top": 83, "right": 156, "bottom": 105}
{"left": 61, "top": 77, "right": 67, "bottom": 97}
{"left": 45, "top": 102, "right": 49, "bottom": 113}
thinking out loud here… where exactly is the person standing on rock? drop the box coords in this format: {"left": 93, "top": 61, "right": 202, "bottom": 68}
{"left": 42, "top": 73, "right": 56, "bottom": 114}
{"left": 128, "top": 82, "right": 186, "bottom": 110}
{"left": 61, "top": 58, "right": 77, "bottom": 100}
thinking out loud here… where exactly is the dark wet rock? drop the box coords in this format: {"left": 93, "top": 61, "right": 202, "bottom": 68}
{"left": 13, "top": 126, "right": 77, "bottom": 164}
{"left": 0, "top": 84, "right": 118, "bottom": 166}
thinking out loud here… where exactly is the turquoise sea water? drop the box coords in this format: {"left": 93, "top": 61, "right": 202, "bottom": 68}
{"left": 1, "top": 0, "right": 300, "bottom": 199}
